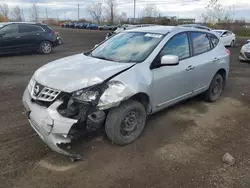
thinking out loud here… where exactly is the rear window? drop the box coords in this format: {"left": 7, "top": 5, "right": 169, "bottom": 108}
{"left": 190, "top": 32, "right": 211, "bottom": 55}
{"left": 41, "top": 25, "right": 53, "bottom": 31}
{"left": 18, "top": 25, "right": 43, "bottom": 33}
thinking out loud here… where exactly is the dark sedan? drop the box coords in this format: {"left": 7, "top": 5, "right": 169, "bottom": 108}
{"left": 0, "top": 22, "right": 62, "bottom": 55}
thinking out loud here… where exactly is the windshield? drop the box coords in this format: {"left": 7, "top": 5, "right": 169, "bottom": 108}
{"left": 91, "top": 32, "right": 163, "bottom": 63}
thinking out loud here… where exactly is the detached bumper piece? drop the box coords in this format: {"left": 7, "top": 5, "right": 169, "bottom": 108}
{"left": 22, "top": 88, "right": 106, "bottom": 161}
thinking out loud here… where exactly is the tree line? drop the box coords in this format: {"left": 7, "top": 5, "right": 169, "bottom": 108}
{"left": 0, "top": 3, "right": 39, "bottom": 22}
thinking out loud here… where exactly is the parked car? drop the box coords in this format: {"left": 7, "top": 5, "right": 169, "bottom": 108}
{"left": 99, "top": 25, "right": 115, "bottom": 30}
{"left": 73, "top": 22, "right": 81, "bottom": 28}
{"left": 60, "top": 22, "right": 66, "bottom": 28}
{"left": 239, "top": 42, "right": 250, "bottom": 61}
{"left": 64, "top": 22, "right": 70, "bottom": 28}
{"left": 213, "top": 30, "right": 236, "bottom": 47}
{"left": 179, "top": 24, "right": 212, "bottom": 31}
{"left": 68, "top": 22, "right": 75, "bottom": 28}
{"left": 0, "top": 22, "right": 62, "bottom": 55}
{"left": 105, "top": 24, "right": 157, "bottom": 39}
{"left": 22, "top": 26, "right": 230, "bottom": 159}
{"left": 75, "top": 23, "right": 85, "bottom": 29}
{"left": 86, "top": 23, "right": 99, "bottom": 30}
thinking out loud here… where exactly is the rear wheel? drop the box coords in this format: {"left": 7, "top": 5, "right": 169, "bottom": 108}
{"left": 105, "top": 100, "right": 146, "bottom": 145}
{"left": 39, "top": 41, "right": 52, "bottom": 54}
{"left": 204, "top": 73, "right": 224, "bottom": 102}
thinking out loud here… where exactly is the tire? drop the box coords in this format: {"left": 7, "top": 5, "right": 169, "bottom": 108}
{"left": 230, "top": 40, "right": 235, "bottom": 47}
{"left": 105, "top": 100, "right": 146, "bottom": 145}
{"left": 39, "top": 41, "right": 53, "bottom": 54}
{"left": 204, "top": 73, "right": 224, "bottom": 102}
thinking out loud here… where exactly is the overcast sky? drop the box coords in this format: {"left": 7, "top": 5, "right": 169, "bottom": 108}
{"left": 1, "top": 0, "right": 250, "bottom": 22}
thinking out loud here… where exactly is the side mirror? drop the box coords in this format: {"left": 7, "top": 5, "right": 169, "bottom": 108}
{"left": 161, "top": 55, "right": 179, "bottom": 66}
{"left": 221, "top": 34, "right": 227, "bottom": 37}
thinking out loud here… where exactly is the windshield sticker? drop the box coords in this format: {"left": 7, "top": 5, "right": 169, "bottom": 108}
{"left": 145, "top": 33, "right": 163, "bottom": 38}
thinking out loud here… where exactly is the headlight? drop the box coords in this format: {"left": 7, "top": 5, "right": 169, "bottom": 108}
{"left": 72, "top": 89, "right": 100, "bottom": 102}
{"left": 241, "top": 46, "right": 247, "bottom": 51}
{"left": 27, "top": 77, "right": 35, "bottom": 94}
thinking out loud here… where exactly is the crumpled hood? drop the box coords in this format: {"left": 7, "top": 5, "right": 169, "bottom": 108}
{"left": 34, "top": 53, "right": 135, "bottom": 93}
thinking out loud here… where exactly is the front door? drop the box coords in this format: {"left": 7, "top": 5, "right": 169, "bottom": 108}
{"left": 0, "top": 24, "right": 20, "bottom": 53}
{"left": 152, "top": 32, "right": 194, "bottom": 111}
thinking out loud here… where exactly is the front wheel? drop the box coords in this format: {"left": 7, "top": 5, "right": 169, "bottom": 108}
{"left": 39, "top": 41, "right": 53, "bottom": 54}
{"left": 105, "top": 100, "right": 146, "bottom": 145}
{"left": 204, "top": 73, "right": 224, "bottom": 102}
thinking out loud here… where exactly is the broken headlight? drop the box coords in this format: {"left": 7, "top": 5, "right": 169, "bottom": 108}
{"left": 72, "top": 89, "right": 100, "bottom": 102}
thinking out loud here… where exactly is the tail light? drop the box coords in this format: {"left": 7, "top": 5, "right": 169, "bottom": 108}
{"left": 226, "top": 49, "right": 231, "bottom": 56}
{"left": 51, "top": 30, "right": 57, "bottom": 35}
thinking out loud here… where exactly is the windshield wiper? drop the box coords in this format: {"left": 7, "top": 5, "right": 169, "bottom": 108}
{"left": 90, "top": 53, "right": 137, "bottom": 63}
{"left": 90, "top": 53, "right": 116, "bottom": 62}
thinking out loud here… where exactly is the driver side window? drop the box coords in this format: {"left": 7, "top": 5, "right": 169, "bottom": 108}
{"left": 159, "top": 33, "right": 190, "bottom": 60}
{"left": 0, "top": 24, "right": 18, "bottom": 37}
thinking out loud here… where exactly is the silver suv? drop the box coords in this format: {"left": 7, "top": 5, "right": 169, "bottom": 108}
{"left": 22, "top": 26, "right": 230, "bottom": 159}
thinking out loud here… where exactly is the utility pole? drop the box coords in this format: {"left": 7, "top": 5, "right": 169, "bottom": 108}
{"left": 46, "top": 8, "right": 48, "bottom": 19}
{"left": 134, "top": 0, "right": 136, "bottom": 23}
{"left": 77, "top": 4, "right": 80, "bottom": 21}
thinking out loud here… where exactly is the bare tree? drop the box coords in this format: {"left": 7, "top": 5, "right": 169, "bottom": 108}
{"left": 201, "top": 0, "right": 233, "bottom": 24}
{"left": 0, "top": 3, "right": 9, "bottom": 19}
{"left": 142, "top": 4, "right": 158, "bottom": 18}
{"left": 11, "top": 6, "right": 22, "bottom": 21}
{"left": 30, "top": 3, "right": 39, "bottom": 22}
{"left": 87, "top": 1, "right": 103, "bottom": 24}
{"left": 105, "top": 0, "right": 117, "bottom": 24}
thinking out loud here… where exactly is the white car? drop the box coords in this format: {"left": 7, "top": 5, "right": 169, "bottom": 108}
{"left": 106, "top": 24, "right": 158, "bottom": 39}
{"left": 213, "top": 30, "right": 236, "bottom": 47}
{"left": 22, "top": 26, "right": 230, "bottom": 159}
{"left": 239, "top": 42, "right": 250, "bottom": 61}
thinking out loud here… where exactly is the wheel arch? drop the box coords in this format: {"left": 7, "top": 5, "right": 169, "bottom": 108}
{"left": 216, "top": 68, "right": 227, "bottom": 88}
{"left": 129, "top": 92, "right": 152, "bottom": 114}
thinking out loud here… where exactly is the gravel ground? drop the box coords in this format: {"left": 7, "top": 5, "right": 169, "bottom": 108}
{"left": 0, "top": 27, "right": 250, "bottom": 188}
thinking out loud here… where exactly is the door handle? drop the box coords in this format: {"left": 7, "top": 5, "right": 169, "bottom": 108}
{"left": 186, "top": 65, "right": 195, "bottom": 71}
{"left": 213, "top": 57, "right": 220, "bottom": 62}
{"left": 16, "top": 36, "right": 21, "bottom": 38}
{"left": 36, "top": 33, "right": 40, "bottom": 36}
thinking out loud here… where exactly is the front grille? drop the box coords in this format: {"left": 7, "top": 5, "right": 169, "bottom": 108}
{"left": 245, "top": 52, "right": 250, "bottom": 59}
{"left": 30, "top": 81, "right": 61, "bottom": 102}
{"left": 36, "top": 87, "right": 60, "bottom": 102}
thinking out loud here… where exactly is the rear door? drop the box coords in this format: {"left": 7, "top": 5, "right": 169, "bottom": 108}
{"left": 0, "top": 24, "right": 20, "bottom": 53}
{"left": 188, "top": 31, "right": 218, "bottom": 95}
{"left": 17, "top": 24, "right": 44, "bottom": 49}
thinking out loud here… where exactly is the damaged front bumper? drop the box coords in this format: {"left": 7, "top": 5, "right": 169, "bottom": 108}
{"left": 22, "top": 88, "right": 81, "bottom": 159}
